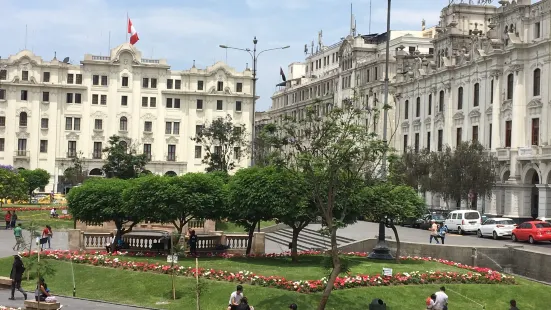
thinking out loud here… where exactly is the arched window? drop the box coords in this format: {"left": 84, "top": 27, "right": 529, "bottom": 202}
{"left": 439, "top": 90, "right": 445, "bottom": 112}
{"left": 533, "top": 68, "right": 541, "bottom": 96}
{"left": 119, "top": 140, "right": 127, "bottom": 150}
{"left": 416, "top": 97, "right": 421, "bottom": 117}
{"left": 119, "top": 116, "right": 128, "bottom": 131}
{"left": 19, "top": 112, "right": 27, "bottom": 127}
{"left": 457, "top": 87, "right": 463, "bottom": 110}
{"left": 507, "top": 73, "right": 514, "bottom": 100}
{"left": 473, "top": 83, "right": 480, "bottom": 107}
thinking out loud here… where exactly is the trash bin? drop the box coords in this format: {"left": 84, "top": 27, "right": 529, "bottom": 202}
{"left": 369, "top": 298, "right": 386, "bottom": 310}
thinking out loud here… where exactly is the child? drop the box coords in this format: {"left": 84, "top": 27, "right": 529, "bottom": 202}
{"left": 426, "top": 293, "right": 437, "bottom": 309}
{"left": 438, "top": 225, "right": 448, "bottom": 245}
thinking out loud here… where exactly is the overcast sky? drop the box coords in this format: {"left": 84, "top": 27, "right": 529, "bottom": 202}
{"left": 1, "top": 0, "right": 517, "bottom": 111}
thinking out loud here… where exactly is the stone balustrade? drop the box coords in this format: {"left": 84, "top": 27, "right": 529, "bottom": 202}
{"left": 76, "top": 219, "right": 215, "bottom": 234}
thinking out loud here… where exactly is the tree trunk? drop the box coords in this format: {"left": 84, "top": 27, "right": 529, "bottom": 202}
{"left": 389, "top": 222, "right": 400, "bottom": 264}
{"left": 291, "top": 227, "right": 300, "bottom": 263}
{"left": 317, "top": 226, "right": 340, "bottom": 310}
{"left": 111, "top": 230, "right": 122, "bottom": 253}
{"left": 245, "top": 223, "right": 256, "bottom": 255}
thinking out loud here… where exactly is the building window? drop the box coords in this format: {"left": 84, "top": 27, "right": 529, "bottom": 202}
{"left": 507, "top": 73, "right": 514, "bottom": 100}
{"left": 532, "top": 118, "right": 540, "bottom": 146}
{"left": 236, "top": 83, "right": 243, "bottom": 92}
{"left": 151, "top": 78, "right": 157, "bottom": 89}
{"left": 214, "top": 145, "right": 222, "bottom": 155}
{"left": 438, "top": 129, "right": 443, "bottom": 151}
{"left": 142, "top": 121, "right": 152, "bottom": 132}
{"left": 234, "top": 147, "right": 241, "bottom": 160}
{"left": 143, "top": 144, "right": 152, "bottom": 160}
{"left": 121, "top": 95, "right": 128, "bottom": 106}
{"left": 403, "top": 135, "right": 408, "bottom": 152}
{"left": 415, "top": 97, "right": 420, "bottom": 118}
{"left": 505, "top": 120, "right": 512, "bottom": 147}
{"left": 41, "top": 118, "right": 48, "bottom": 129}
{"left": 0, "top": 138, "right": 4, "bottom": 152}
{"left": 175, "top": 80, "right": 181, "bottom": 89}
{"left": 68, "top": 141, "right": 77, "bottom": 158}
{"left": 142, "top": 97, "right": 148, "bottom": 107}
{"left": 40, "top": 140, "right": 48, "bottom": 153}
{"left": 119, "top": 117, "right": 128, "bottom": 131}
{"left": 92, "top": 94, "right": 99, "bottom": 105}
{"left": 489, "top": 123, "right": 492, "bottom": 149}
{"left": 426, "top": 132, "right": 431, "bottom": 151}
{"left": 404, "top": 100, "right": 409, "bottom": 120}
{"left": 456, "top": 127, "right": 462, "bottom": 145}
{"left": 217, "top": 81, "right": 224, "bottom": 91}
{"left": 92, "top": 75, "right": 99, "bottom": 86}
{"left": 0, "top": 116, "right": 5, "bottom": 127}
{"left": 100, "top": 95, "right": 107, "bottom": 105}
{"left": 93, "top": 142, "right": 102, "bottom": 159}
{"left": 533, "top": 68, "right": 541, "bottom": 96}
{"left": 167, "top": 145, "right": 176, "bottom": 161}
{"left": 94, "top": 119, "right": 103, "bottom": 130}
{"left": 472, "top": 125, "right": 479, "bottom": 142}
{"left": 374, "top": 67, "right": 378, "bottom": 80}
{"left": 67, "top": 74, "right": 74, "bottom": 84}
{"left": 535, "top": 22, "right": 541, "bottom": 39}
{"left": 236, "top": 101, "right": 242, "bottom": 112}
{"left": 43, "top": 72, "right": 50, "bottom": 83}
{"left": 74, "top": 118, "right": 81, "bottom": 130}
{"left": 165, "top": 122, "right": 180, "bottom": 135}
{"left": 428, "top": 94, "right": 432, "bottom": 115}
{"left": 66, "top": 93, "right": 73, "bottom": 103}
{"left": 414, "top": 133, "right": 419, "bottom": 153}
{"left": 196, "top": 99, "right": 203, "bottom": 110}
{"left": 142, "top": 78, "right": 149, "bottom": 88}
{"left": 490, "top": 79, "right": 494, "bottom": 103}
{"left": 439, "top": 90, "right": 444, "bottom": 112}
{"left": 457, "top": 87, "right": 463, "bottom": 110}
{"left": 473, "top": 83, "right": 480, "bottom": 107}
{"left": 76, "top": 74, "right": 82, "bottom": 84}
{"left": 65, "top": 117, "right": 72, "bottom": 130}
{"left": 194, "top": 146, "right": 202, "bottom": 159}
{"left": 0, "top": 70, "right": 6, "bottom": 80}
{"left": 197, "top": 81, "right": 204, "bottom": 90}
{"left": 75, "top": 93, "right": 82, "bottom": 104}
{"left": 217, "top": 100, "right": 223, "bottom": 110}
{"left": 17, "top": 139, "right": 27, "bottom": 153}
{"left": 167, "top": 79, "right": 173, "bottom": 89}
{"left": 21, "top": 90, "right": 28, "bottom": 101}
{"left": 195, "top": 125, "right": 203, "bottom": 135}
{"left": 42, "top": 92, "right": 49, "bottom": 102}
{"left": 174, "top": 98, "right": 180, "bottom": 109}
{"left": 122, "top": 76, "right": 129, "bottom": 87}
{"left": 22, "top": 71, "right": 28, "bottom": 81}
{"left": 19, "top": 112, "right": 27, "bottom": 127}
{"left": 166, "top": 98, "right": 173, "bottom": 108}
{"left": 150, "top": 97, "right": 156, "bottom": 107}
{"left": 0, "top": 89, "right": 5, "bottom": 100}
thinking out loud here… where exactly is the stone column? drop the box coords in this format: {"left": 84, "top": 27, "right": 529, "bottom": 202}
{"left": 252, "top": 232, "right": 265, "bottom": 255}
{"left": 67, "top": 229, "right": 82, "bottom": 251}
{"left": 490, "top": 70, "right": 502, "bottom": 150}
{"left": 488, "top": 186, "right": 502, "bottom": 216}
{"left": 509, "top": 65, "right": 525, "bottom": 180}
{"left": 537, "top": 184, "right": 551, "bottom": 218}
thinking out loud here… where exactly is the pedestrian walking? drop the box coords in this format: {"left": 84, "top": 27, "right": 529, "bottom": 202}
{"left": 41, "top": 225, "right": 53, "bottom": 249}
{"left": 429, "top": 220, "right": 440, "bottom": 244}
{"left": 8, "top": 254, "right": 27, "bottom": 300}
{"left": 189, "top": 229, "right": 198, "bottom": 256}
{"left": 438, "top": 225, "right": 448, "bottom": 244}
{"left": 4, "top": 211, "right": 11, "bottom": 229}
{"left": 13, "top": 223, "right": 24, "bottom": 251}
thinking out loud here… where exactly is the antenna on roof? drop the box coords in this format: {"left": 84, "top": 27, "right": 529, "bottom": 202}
{"left": 63, "top": 57, "right": 70, "bottom": 64}
{"left": 54, "top": 52, "right": 57, "bottom": 60}
{"left": 24, "top": 25, "right": 28, "bottom": 50}
{"left": 369, "top": 0, "right": 372, "bottom": 34}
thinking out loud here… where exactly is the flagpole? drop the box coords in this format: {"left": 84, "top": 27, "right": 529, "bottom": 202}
{"left": 126, "top": 13, "right": 128, "bottom": 42}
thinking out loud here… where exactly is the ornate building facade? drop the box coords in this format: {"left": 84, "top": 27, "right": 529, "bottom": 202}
{"left": 0, "top": 43, "right": 254, "bottom": 192}
{"left": 394, "top": 0, "right": 551, "bottom": 221}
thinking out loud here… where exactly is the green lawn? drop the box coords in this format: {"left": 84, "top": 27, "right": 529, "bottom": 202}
{"left": 215, "top": 220, "right": 277, "bottom": 233}
{"left": 115, "top": 255, "right": 467, "bottom": 281}
{"left": 11, "top": 210, "right": 74, "bottom": 230}
{"left": 0, "top": 257, "right": 547, "bottom": 309}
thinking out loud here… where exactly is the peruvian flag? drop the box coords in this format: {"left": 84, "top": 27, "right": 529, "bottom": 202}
{"left": 127, "top": 17, "right": 139, "bottom": 45}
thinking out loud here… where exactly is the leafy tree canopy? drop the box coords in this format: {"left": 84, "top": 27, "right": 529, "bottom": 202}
{"left": 20, "top": 169, "right": 50, "bottom": 197}
{"left": 0, "top": 167, "right": 26, "bottom": 203}
{"left": 102, "top": 135, "right": 149, "bottom": 179}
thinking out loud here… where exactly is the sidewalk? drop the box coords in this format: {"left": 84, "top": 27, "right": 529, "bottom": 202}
{"left": 0, "top": 229, "right": 69, "bottom": 258}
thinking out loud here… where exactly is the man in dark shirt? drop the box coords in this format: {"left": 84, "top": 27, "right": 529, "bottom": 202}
{"left": 510, "top": 299, "right": 519, "bottom": 310}
{"left": 189, "top": 230, "right": 198, "bottom": 256}
{"left": 9, "top": 255, "right": 27, "bottom": 300}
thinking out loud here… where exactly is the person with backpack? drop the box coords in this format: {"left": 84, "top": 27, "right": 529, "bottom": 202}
{"left": 9, "top": 254, "right": 27, "bottom": 300}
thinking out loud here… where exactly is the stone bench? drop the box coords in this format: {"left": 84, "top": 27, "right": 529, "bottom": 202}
{"left": 0, "top": 276, "right": 12, "bottom": 288}
{"left": 24, "top": 300, "right": 61, "bottom": 310}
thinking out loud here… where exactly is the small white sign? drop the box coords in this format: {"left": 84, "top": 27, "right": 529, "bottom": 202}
{"left": 62, "top": 210, "right": 68, "bottom": 215}
{"left": 167, "top": 255, "right": 178, "bottom": 264}
{"left": 382, "top": 268, "right": 393, "bottom": 277}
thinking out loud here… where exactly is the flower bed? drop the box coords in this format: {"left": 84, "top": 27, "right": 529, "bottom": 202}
{"left": 0, "top": 306, "right": 21, "bottom": 310}
{"left": 20, "top": 250, "right": 515, "bottom": 293}
{"left": 1, "top": 206, "right": 67, "bottom": 212}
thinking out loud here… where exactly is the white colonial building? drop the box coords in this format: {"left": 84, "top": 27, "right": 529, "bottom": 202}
{"left": 393, "top": 0, "right": 551, "bottom": 221}
{"left": 0, "top": 43, "right": 254, "bottom": 192}
{"left": 267, "top": 23, "right": 435, "bottom": 148}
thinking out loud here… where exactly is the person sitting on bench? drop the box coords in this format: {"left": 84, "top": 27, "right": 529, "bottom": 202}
{"left": 105, "top": 236, "right": 127, "bottom": 253}
{"left": 35, "top": 277, "right": 52, "bottom": 302}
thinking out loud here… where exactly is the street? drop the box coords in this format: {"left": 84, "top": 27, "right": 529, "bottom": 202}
{"left": 307, "top": 221, "right": 551, "bottom": 255}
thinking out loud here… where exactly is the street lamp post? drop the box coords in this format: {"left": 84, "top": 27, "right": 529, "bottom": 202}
{"left": 219, "top": 38, "right": 289, "bottom": 168}
{"left": 368, "top": 0, "right": 394, "bottom": 260}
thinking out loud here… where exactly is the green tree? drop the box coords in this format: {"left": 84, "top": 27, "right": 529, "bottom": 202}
{"left": 191, "top": 114, "right": 249, "bottom": 173}
{"left": 19, "top": 169, "right": 50, "bottom": 200}
{"left": 388, "top": 148, "right": 431, "bottom": 192}
{"left": 102, "top": 135, "right": 149, "bottom": 179}
{"left": 67, "top": 178, "right": 144, "bottom": 250}
{"left": 272, "top": 99, "right": 387, "bottom": 309}
{"left": 0, "top": 166, "right": 26, "bottom": 205}
{"left": 59, "top": 151, "right": 89, "bottom": 189}
{"left": 358, "top": 183, "right": 425, "bottom": 262}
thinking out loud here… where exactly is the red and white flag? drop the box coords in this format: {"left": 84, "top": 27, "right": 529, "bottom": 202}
{"left": 127, "top": 18, "right": 139, "bottom": 45}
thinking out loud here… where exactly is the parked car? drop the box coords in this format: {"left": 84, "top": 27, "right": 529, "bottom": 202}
{"left": 477, "top": 218, "right": 516, "bottom": 239}
{"left": 419, "top": 213, "right": 446, "bottom": 230}
{"left": 512, "top": 221, "right": 551, "bottom": 244}
{"left": 443, "top": 210, "right": 481, "bottom": 235}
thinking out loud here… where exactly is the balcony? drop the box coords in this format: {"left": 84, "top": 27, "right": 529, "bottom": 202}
{"left": 166, "top": 154, "right": 176, "bottom": 162}
{"left": 91, "top": 152, "right": 103, "bottom": 160}
{"left": 14, "top": 150, "right": 30, "bottom": 159}
{"left": 517, "top": 146, "right": 539, "bottom": 161}
{"left": 496, "top": 148, "right": 511, "bottom": 162}
{"left": 67, "top": 151, "right": 77, "bottom": 158}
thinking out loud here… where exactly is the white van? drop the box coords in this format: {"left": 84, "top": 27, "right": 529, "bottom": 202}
{"left": 444, "top": 210, "right": 481, "bottom": 235}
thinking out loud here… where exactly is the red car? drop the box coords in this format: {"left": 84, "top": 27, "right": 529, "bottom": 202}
{"left": 512, "top": 221, "right": 551, "bottom": 244}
